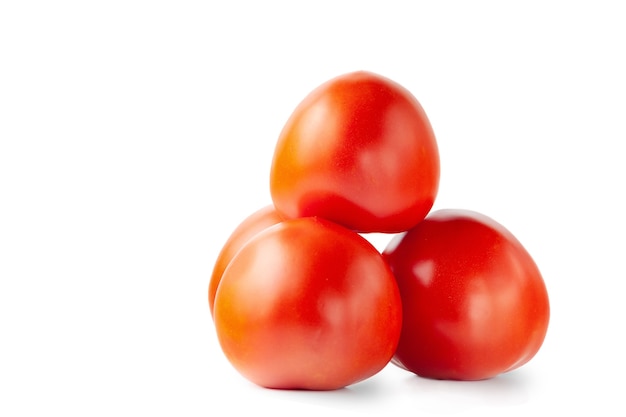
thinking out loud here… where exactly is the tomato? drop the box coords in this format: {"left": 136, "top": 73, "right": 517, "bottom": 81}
{"left": 208, "top": 205, "right": 283, "bottom": 317}
{"left": 213, "top": 216, "right": 403, "bottom": 390}
{"left": 270, "top": 71, "right": 440, "bottom": 233}
{"left": 382, "top": 209, "right": 550, "bottom": 381}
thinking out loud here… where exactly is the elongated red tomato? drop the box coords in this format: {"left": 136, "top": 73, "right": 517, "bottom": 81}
{"left": 214, "top": 217, "right": 403, "bottom": 390}
{"left": 383, "top": 209, "right": 550, "bottom": 381}
{"left": 270, "top": 71, "right": 439, "bottom": 233}
{"left": 208, "top": 205, "right": 282, "bottom": 317}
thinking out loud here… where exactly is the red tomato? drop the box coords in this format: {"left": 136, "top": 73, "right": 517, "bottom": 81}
{"left": 213, "top": 217, "right": 403, "bottom": 390}
{"left": 208, "top": 205, "right": 283, "bottom": 317}
{"left": 270, "top": 71, "right": 440, "bottom": 233}
{"left": 383, "top": 209, "right": 550, "bottom": 381}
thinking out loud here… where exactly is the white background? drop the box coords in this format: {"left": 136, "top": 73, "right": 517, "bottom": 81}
{"left": 1, "top": 1, "right": 625, "bottom": 415}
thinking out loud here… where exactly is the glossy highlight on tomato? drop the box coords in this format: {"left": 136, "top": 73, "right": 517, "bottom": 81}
{"left": 383, "top": 209, "right": 550, "bottom": 381}
{"left": 213, "top": 216, "right": 403, "bottom": 390}
{"left": 270, "top": 71, "right": 440, "bottom": 233}
{"left": 208, "top": 205, "right": 283, "bottom": 317}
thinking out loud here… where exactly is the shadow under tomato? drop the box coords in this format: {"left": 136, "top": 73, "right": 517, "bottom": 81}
{"left": 400, "top": 369, "right": 532, "bottom": 413}
{"left": 242, "top": 366, "right": 532, "bottom": 414}
{"left": 257, "top": 374, "right": 388, "bottom": 412}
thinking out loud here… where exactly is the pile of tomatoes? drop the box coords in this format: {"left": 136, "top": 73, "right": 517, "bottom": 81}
{"left": 209, "top": 71, "right": 550, "bottom": 390}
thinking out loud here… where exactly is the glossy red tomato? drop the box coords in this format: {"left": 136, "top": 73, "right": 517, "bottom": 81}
{"left": 383, "top": 209, "right": 550, "bottom": 381}
{"left": 208, "top": 205, "right": 283, "bottom": 317}
{"left": 270, "top": 71, "right": 440, "bottom": 233}
{"left": 213, "top": 217, "right": 403, "bottom": 390}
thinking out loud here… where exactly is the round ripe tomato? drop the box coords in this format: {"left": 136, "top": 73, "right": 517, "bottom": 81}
{"left": 270, "top": 71, "right": 440, "bottom": 233}
{"left": 213, "top": 217, "right": 403, "bottom": 390}
{"left": 208, "top": 205, "right": 283, "bottom": 317}
{"left": 383, "top": 209, "right": 550, "bottom": 381}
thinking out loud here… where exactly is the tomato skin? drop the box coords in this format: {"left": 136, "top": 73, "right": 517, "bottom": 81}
{"left": 270, "top": 71, "right": 440, "bottom": 233}
{"left": 214, "top": 217, "right": 403, "bottom": 390}
{"left": 383, "top": 209, "right": 550, "bottom": 381}
{"left": 208, "top": 205, "right": 283, "bottom": 317}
